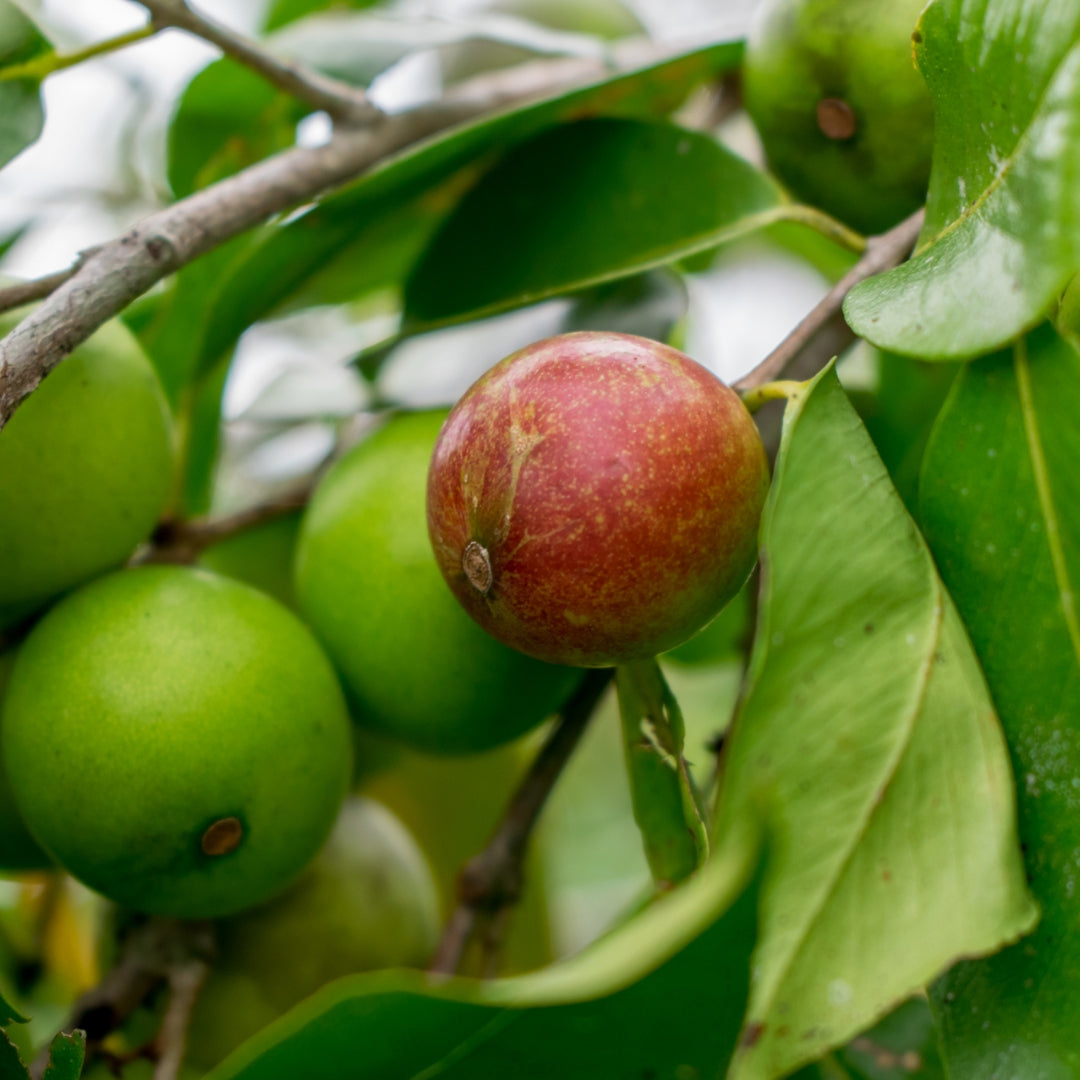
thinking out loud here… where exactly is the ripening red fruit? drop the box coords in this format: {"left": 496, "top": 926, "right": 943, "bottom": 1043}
{"left": 426, "top": 332, "right": 769, "bottom": 668}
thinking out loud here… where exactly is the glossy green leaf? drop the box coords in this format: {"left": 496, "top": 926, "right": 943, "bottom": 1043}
{"left": 559, "top": 267, "right": 687, "bottom": 343}
{"left": 206, "top": 832, "right": 760, "bottom": 1080}
{"left": 844, "top": 0, "right": 1080, "bottom": 360}
{"left": 920, "top": 323, "right": 1080, "bottom": 1076}
{"left": 716, "top": 367, "right": 1036, "bottom": 1079}
{"left": 41, "top": 1030, "right": 86, "bottom": 1080}
{"left": 167, "top": 58, "right": 303, "bottom": 198}
{"left": 191, "top": 41, "right": 742, "bottom": 377}
{"left": 0, "top": 0, "right": 49, "bottom": 171}
{"left": 404, "top": 116, "right": 781, "bottom": 327}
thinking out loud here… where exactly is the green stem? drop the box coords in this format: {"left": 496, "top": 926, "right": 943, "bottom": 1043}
{"left": 616, "top": 657, "right": 709, "bottom": 889}
{"left": 740, "top": 379, "right": 806, "bottom": 414}
{"left": 0, "top": 25, "right": 157, "bottom": 83}
{"left": 774, "top": 203, "right": 867, "bottom": 255}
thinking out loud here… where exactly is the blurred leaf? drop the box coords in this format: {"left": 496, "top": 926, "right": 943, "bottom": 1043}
{"left": 0, "top": 222, "right": 29, "bottom": 262}
{"left": 844, "top": 0, "right": 1080, "bottom": 360}
{"left": 181, "top": 353, "right": 232, "bottom": 516}
{"left": 271, "top": 10, "right": 607, "bottom": 89}
{"left": 0, "top": 989, "right": 26, "bottom": 1026}
{"left": 263, "top": 0, "right": 379, "bottom": 33}
{"left": 857, "top": 352, "right": 959, "bottom": 514}
{"left": 0, "top": 1032, "right": 28, "bottom": 1080}
{"left": 920, "top": 323, "right": 1080, "bottom": 1076}
{"left": 404, "top": 117, "right": 780, "bottom": 327}
{"left": 718, "top": 367, "right": 1036, "bottom": 1079}
{"left": 792, "top": 998, "right": 945, "bottom": 1080}
{"left": 0, "top": 0, "right": 49, "bottom": 171}
{"left": 192, "top": 41, "right": 743, "bottom": 377}
{"left": 559, "top": 267, "right": 688, "bottom": 344}
{"left": 168, "top": 58, "right": 303, "bottom": 198}
{"left": 41, "top": 1030, "right": 85, "bottom": 1080}
{"left": 206, "top": 834, "right": 760, "bottom": 1080}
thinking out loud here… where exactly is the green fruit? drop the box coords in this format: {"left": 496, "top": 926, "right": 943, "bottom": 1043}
{"left": 187, "top": 797, "right": 439, "bottom": 1068}
{"left": 0, "top": 650, "right": 51, "bottom": 871}
{"left": 2, "top": 566, "right": 352, "bottom": 918}
{"left": 198, "top": 511, "right": 302, "bottom": 611}
{"left": 0, "top": 315, "right": 174, "bottom": 622}
{"left": 295, "top": 410, "right": 582, "bottom": 754}
{"left": 743, "top": 0, "right": 934, "bottom": 235}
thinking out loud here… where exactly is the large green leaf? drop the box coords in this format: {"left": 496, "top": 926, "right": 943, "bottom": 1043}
{"left": 403, "top": 116, "right": 781, "bottom": 327}
{"left": 41, "top": 1030, "right": 85, "bottom": 1080}
{"left": 205, "top": 831, "right": 760, "bottom": 1080}
{"left": 167, "top": 58, "right": 303, "bottom": 198}
{"left": 0, "top": 0, "right": 49, "bottom": 170}
{"left": 716, "top": 367, "right": 1036, "bottom": 1079}
{"left": 920, "top": 323, "right": 1080, "bottom": 1076}
{"left": 844, "top": 0, "right": 1080, "bottom": 360}
{"left": 190, "top": 41, "right": 743, "bottom": 378}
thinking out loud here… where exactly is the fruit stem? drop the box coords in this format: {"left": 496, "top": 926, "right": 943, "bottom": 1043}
{"left": 775, "top": 204, "right": 867, "bottom": 255}
{"left": 740, "top": 380, "right": 806, "bottom": 414}
{"left": 0, "top": 26, "right": 159, "bottom": 83}
{"left": 615, "top": 658, "right": 709, "bottom": 890}
{"left": 428, "top": 668, "right": 613, "bottom": 977}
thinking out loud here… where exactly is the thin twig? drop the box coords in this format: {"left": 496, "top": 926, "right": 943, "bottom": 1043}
{"left": 0, "top": 249, "right": 100, "bottom": 317}
{"left": 152, "top": 955, "right": 212, "bottom": 1080}
{"left": 733, "top": 207, "right": 926, "bottom": 393}
{"left": 30, "top": 918, "right": 213, "bottom": 1080}
{"left": 428, "top": 668, "right": 613, "bottom": 977}
{"left": 0, "top": 26, "right": 158, "bottom": 83}
{"left": 138, "top": 484, "right": 314, "bottom": 565}
{"left": 0, "top": 43, "right": 668, "bottom": 432}
{"left": 139, "top": 0, "right": 380, "bottom": 125}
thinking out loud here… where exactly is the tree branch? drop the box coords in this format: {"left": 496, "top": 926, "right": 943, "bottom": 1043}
{"left": 428, "top": 668, "right": 613, "bottom": 977}
{"left": 29, "top": 917, "right": 214, "bottom": 1080}
{"left": 138, "top": 0, "right": 380, "bottom": 125}
{"left": 0, "top": 249, "right": 100, "bottom": 318}
{"left": 0, "top": 45, "right": 664, "bottom": 433}
{"left": 152, "top": 953, "right": 212, "bottom": 1080}
{"left": 138, "top": 483, "right": 313, "bottom": 565}
{"left": 733, "top": 207, "right": 926, "bottom": 392}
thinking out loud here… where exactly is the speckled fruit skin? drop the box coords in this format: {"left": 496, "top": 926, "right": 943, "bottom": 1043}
{"left": 743, "top": 0, "right": 933, "bottom": 235}
{"left": 0, "top": 315, "right": 174, "bottom": 625}
{"left": 1, "top": 566, "right": 352, "bottom": 918}
{"left": 0, "top": 650, "right": 51, "bottom": 871}
{"left": 426, "top": 332, "right": 769, "bottom": 668}
{"left": 187, "top": 797, "right": 439, "bottom": 1069}
{"left": 296, "top": 410, "right": 582, "bottom": 754}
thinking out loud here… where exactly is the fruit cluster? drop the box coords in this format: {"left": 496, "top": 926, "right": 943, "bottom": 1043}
{"left": 0, "top": 322, "right": 766, "bottom": 1063}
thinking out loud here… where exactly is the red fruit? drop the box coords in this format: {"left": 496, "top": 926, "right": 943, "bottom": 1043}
{"left": 426, "top": 332, "right": 769, "bottom": 668}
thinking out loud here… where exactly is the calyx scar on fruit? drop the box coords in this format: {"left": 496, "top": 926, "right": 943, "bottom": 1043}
{"left": 426, "top": 332, "right": 769, "bottom": 668}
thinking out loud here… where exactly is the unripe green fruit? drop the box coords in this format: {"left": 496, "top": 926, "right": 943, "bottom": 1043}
{"left": 426, "top": 332, "right": 769, "bottom": 668}
{"left": 2, "top": 566, "right": 352, "bottom": 918}
{"left": 187, "top": 797, "right": 439, "bottom": 1068}
{"left": 0, "top": 315, "right": 174, "bottom": 623}
{"left": 295, "top": 410, "right": 582, "bottom": 754}
{"left": 0, "top": 650, "right": 50, "bottom": 871}
{"left": 743, "top": 0, "right": 933, "bottom": 235}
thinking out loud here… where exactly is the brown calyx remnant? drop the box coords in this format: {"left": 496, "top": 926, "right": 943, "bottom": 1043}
{"left": 201, "top": 817, "right": 243, "bottom": 856}
{"left": 462, "top": 541, "right": 494, "bottom": 596}
{"left": 816, "top": 97, "right": 857, "bottom": 140}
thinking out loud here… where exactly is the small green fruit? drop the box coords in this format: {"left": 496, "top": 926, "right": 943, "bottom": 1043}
{"left": 426, "top": 332, "right": 769, "bottom": 668}
{"left": 743, "top": 0, "right": 934, "bottom": 235}
{"left": 296, "top": 410, "right": 582, "bottom": 754}
{"left": 186, "top": 797, "right": 439, "bottom": 1068}
{"left": 2, "top": 566, "right": 352, "bottom": 917}
{"left": 0, "top": 316, "right": 174, "bottom": 622}
{"left": 0, "top": 649, "right": 51, "bottom": 871}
